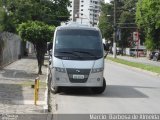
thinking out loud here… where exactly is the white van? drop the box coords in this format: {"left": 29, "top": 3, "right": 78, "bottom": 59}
{"left": 48, "top": 23, "right": 107, "bottom": 94}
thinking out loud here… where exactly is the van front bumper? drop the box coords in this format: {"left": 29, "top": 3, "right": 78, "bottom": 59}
{"left": 51, "top": 70, "right": 104, "bottom": 87}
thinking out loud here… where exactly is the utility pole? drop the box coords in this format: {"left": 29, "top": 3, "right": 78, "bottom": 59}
{"left": 113, "top": 0, "right": 117, "bottom": 58}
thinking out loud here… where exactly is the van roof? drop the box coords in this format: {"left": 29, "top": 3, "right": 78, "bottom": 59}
{"left": 57, "top": 22, "right": 100, "bottom": 31}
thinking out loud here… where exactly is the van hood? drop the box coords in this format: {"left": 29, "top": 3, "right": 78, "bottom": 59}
{"left": 62, "top": 60, "right": 94, "bottom": 69}
{"left": 53, "top": 57, "right": 104, "bottom": 69}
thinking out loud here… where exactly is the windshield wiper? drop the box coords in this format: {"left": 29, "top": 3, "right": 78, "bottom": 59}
{"left": 56, "top": 51, "right": 81, "bottom": 58}
{"left": 73, "top": 51, "right": 97, "bottom": 58}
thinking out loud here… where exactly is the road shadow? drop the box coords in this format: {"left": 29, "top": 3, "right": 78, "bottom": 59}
{"left": 0, "top": 83, "right": 23, "bottom": 105}
{"left": 1, "top": 69, "right": 37, "bottom": 79}
{"left": 59, "top": 85, "right": 150, "bottom": 98}
{"left": 59, "top": 87, "right": 92, "bottom": 95}
{"left": 103, "top": 85, "right": 149, "bottom": 98}
{"left": 23, "top": 54, "right": 49, "bottom": 60}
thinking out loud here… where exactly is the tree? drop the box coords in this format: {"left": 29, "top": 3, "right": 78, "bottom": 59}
{"left": 118, "top": 0, "right": 138, "bottom": 49}
{"left": 98, "top": 3, "right": 113, "bottom": 41}
{"left": 0, "top": 0, "right": 70, "bottom": 74}
{"left": 0, "top": 8, "right": 16, "bottom": 32}
{"left": 98, "top": 0, "right": 138, "bottom": 50}
{"left": 136, "top": 0, "right": 160, "bottom": 50}
{"left": 17, "top": 21, "right": 55, "bottom": 74}
{"left": 0, "top": 0, "right": 70, "bottom": 32}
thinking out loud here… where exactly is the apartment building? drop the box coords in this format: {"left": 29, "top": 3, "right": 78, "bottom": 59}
{"left": 68, "top": 0, "right": 104, "bottom": 26}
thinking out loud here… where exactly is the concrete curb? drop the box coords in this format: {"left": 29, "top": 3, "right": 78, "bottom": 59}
{"left": 43, "top": 68, "right": 49, "bottom": 113}
{"left": 107, "top": 60, "right": 160, "bottom": 78}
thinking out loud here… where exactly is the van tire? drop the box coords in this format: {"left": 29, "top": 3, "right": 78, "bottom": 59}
{"left": 91, "top": 78, "right": 106, "bottom": 94}
{"left": 48, "top": 73, "right": 60, "bottom": 94}
{"left": 50, "top": 79, "right": 60, "bottom": 94}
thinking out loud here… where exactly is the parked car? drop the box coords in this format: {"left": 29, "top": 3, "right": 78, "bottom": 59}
{"left": 153, "top": 52, "right": 160, "bottom": 61}
{"left": 149, "top": 52, "right": 156, "bottom": 60}
{"left": 149, "top": 51, "right": 160, "bottom": 61}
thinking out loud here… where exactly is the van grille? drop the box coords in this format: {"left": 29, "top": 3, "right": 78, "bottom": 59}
{"left": 66, "top": 68, "right": 91, "bottom": 83}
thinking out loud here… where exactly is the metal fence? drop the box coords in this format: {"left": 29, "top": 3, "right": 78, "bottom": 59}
{"left": 0, "top": 32, "right": 22, "bottom": 68}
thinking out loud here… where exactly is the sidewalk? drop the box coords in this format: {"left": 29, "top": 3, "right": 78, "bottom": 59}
{"left": 0, "top": 54, "right": 48, "bottom": 114}
{"left": 109, "top": 55, "right": 160, "bottom": 67}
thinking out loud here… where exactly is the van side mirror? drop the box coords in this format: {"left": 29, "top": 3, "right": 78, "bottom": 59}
{"left": 104, "top": 51, "right": 108, "bottom": 58}
{"left": 103, "top": 43, "right": 109, "bottom": 51}
{"left": 47, "top": 42, "right": 53, "bottom": 51}
{"left": 103, "top": 43, "right": 109, "bottom": 58}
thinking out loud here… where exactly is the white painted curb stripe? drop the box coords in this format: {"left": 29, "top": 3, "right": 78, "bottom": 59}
{"left": 13, "top": 100, "right": 45, "bottom": 105}
{"left": 43, "top": 67, "right": 49, "bottom": 112}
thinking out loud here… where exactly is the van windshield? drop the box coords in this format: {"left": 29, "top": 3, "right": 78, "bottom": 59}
{"left": 54, "top": 29, "right": 103, "bottom": 60}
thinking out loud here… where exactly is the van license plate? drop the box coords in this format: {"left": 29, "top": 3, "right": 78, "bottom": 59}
{"left": 73, "top": 75, "right": 84, "bottom": 79}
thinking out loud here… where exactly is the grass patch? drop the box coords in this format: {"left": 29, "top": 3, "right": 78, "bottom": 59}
{"left": 107, "top": 56, "right": 160, "bottom": 74}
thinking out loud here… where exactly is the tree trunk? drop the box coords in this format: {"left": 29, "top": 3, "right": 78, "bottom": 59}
{"left": 35, "top": 42, "right": 47, "bottom": 74}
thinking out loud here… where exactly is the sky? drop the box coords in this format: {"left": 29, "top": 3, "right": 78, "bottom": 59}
{"left": 105, "top": 0, "right": 110, "bottom": 3}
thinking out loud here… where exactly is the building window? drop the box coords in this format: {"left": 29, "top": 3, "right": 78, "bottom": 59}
{"left": 81, "top": 5, "right": 83, "bottom": 7}
{"left": 95, "top": 1, "right": 98, "bottom": 4}
{"left": 94, "top": 10, "right": 98, "bottom": 12}
{"left": 81, "top": 9, "right": 83, "bottom": 11}
{"left": 81, "top": 13, "right": 83, "bottom": 16}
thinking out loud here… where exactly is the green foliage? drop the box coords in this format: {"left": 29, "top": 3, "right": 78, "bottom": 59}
{"left": 98, "top": 3, "right": 113, "bottom": 40}
{"left": 107, "top": 56, "right": 160, "bottom": 74}
{"left": 0, "top": 0, "right": 70, "bottom": 33}
{"left": 118, "top": 0, "right": 138, "bottom": 48}
{"left": 0, "top": 8, "right": 16, "bottom": 32}
{"left": 136, "top": 0, "right": 160, "bottom": 50}
{"left": 17, "top": 21, "right": 55, "bottom": 74}
{"left": 98, "top": 0, "right": 138, "bottom": 49}
{"left": 17, "top": 21, "right": 55, "bottom": 44}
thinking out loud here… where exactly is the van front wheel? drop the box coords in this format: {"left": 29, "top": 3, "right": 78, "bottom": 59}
{"left": 48, "top": 73, "right": 60, "bottom": 94}
{"left": 91, "top": 79, "right": 106, "bottom": 94}
{"left": 50, "top": 81, "right": 61, "bottom": 94}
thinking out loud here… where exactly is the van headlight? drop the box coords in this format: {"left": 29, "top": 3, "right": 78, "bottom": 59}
{"left": 91, "top": 68, "right": 104, "bottom": 73}
{"left": 55, "top": 67, "right": 66, "bottom": 73}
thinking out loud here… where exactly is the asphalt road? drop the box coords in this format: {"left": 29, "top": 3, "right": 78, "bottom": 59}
{"left": 50, "top": 60, "right": 160, "bottom": 114}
